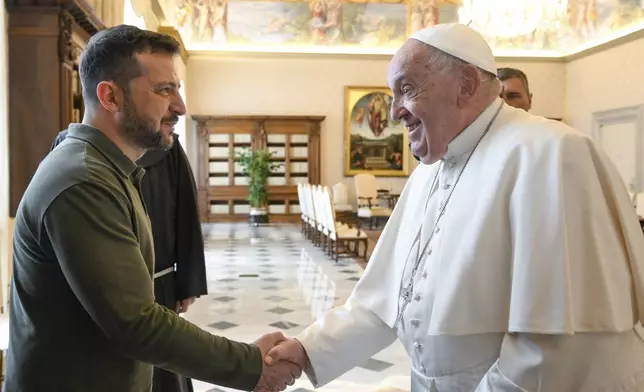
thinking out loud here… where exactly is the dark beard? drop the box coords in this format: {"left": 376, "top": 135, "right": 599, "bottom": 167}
{"left": 122, "top": 91, "right": 174, "bottom": 151}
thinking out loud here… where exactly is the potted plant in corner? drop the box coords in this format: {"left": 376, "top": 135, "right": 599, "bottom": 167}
{"left": 236, "top": 148, "right": 282, "bottom": 226}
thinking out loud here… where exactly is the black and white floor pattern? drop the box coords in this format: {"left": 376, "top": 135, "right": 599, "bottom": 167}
{"left": 183, "top": 223, "right": 410, "bottom": 392}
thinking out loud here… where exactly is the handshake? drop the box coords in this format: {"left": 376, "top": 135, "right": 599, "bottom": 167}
{"left": 252, "top": 331, "right": 309, "bottom": 392}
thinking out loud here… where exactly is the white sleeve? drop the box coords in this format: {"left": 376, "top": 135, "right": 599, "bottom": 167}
{"left": 475, "top": 330, "right": 644, "bottom": 391}
{"left": 296, "top": 298, "right": 398, "bottom": 388}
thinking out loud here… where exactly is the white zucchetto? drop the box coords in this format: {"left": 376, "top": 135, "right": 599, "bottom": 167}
{"left": 409, "top": 23, "right": 497, "bottom": 75}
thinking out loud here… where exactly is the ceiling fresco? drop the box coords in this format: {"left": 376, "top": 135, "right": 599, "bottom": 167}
{"left": 157, "top": 0, "right": 644, "bottom": 56}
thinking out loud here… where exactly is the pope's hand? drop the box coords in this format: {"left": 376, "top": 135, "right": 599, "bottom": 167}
{"left": 264, "top": 338, "right": 309, "bottom": 370}
{"left": 253, "top": 332, "right": 302, "bottom": 391}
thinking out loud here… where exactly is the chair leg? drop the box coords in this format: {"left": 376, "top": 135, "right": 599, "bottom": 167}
{"left": 333, "top": 240, "right": 338, "bottom": 262}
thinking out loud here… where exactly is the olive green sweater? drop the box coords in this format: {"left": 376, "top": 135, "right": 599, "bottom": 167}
{"left": 6, "top": 124, "right": 262, "bottom": 391}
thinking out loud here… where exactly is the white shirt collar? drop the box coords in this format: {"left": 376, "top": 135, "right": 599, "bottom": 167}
{"left": 443, "top": 97, "right": 503, "bottom": 161}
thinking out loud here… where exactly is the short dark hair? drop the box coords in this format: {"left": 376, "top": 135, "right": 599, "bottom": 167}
{"left": 79, "top": 24, "right": 180, "bottom": 105}
{"left": 497, "top": 67, "right": 530, "bottom": 94}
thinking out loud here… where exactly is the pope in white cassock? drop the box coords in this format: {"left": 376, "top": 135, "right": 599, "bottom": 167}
{"left": 265, "top": 23, "right": 644, "bottom": 391}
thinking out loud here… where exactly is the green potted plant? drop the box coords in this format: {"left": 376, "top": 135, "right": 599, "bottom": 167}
{"left": 236, "top": 148, "right": 282, "bottom": 225}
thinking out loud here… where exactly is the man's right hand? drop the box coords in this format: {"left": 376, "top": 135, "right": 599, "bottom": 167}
{"left": 264, "top": 338, "right": 309, "bottom": 370}
{"left": 253, "top": 332, "right": 302, "bottom": 391}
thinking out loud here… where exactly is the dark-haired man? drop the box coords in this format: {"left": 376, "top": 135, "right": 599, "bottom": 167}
{"left": 497, "top": 67, "right": 532, "bottom": 111}
{"left": 6, "top": 24, "right": 299, "bottom": 392}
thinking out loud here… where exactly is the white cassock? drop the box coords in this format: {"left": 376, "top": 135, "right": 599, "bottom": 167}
{"left": 296, "top": 98, "right": 644, "bottom": 391}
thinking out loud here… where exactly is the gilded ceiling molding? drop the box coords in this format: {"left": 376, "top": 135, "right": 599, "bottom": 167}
{"left": 97, "top": 0, "right": 125, "bottom": 27}
{"left": 129, "top": 0, "right": 151, "bottom": 19}
{"left": 188, "top": 50, "right": 567, "bottom": 63}
{"left": 150, "top": 0, "right": 168, "bottom": 24}
{"left": 562, "top": 28, "right": 644, "bottom": 62}
{"left": 187, "top": 25, "right": 644, "bottom": 64}
{"left": 161, "top": 0, "right": 644, "bottom": 60}
{"left": 158, "top": 25, "right": 189, "bottom": 63}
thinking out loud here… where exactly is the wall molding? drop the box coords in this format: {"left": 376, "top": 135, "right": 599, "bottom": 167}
{"left": 592, "top": 104, "right": 644, "bottom": 193}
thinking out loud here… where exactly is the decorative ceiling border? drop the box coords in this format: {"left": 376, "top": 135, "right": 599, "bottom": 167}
{"left": 187, "top": 24, "right": 644, "bottom": 64}
{"left": 158, "top": 25, "right": 190, "bottom": 63}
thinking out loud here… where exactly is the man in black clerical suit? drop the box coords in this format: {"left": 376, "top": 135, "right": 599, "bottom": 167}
{"left": 50, "top": 130, "right": 207, "bottom": 392}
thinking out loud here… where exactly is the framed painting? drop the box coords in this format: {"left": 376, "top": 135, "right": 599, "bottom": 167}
{"left": 344, "top": 86, "right": 409, "bottom": 177}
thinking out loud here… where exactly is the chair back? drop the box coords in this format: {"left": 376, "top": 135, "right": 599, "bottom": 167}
{"left": 332, "top": 182, "right": 350, "bottom": 205}
{"left": 321, "top": 186, "right": 339, "bottom": 235}
{"left": 354, "top": 173, "right": 378, "bottom": 206}
{"left": 305, "top": 183, "right": 317, "bottom": 223}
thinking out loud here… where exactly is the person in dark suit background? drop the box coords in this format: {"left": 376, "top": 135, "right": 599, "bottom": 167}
{"left": 50, "top": 129, "right": 207, "bottom": 392}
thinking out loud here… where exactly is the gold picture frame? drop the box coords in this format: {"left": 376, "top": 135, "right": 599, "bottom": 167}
{"left": 344, "top": 86, "right": 409, "bottom": 177}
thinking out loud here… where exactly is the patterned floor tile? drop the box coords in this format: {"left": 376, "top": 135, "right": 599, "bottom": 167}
{"left": 265, "top": 295, "right": 288, "bottom": 302}
{"left": 213, "top": 296, "right": 236, "bottom": 302}
{"left": 189, "top": 223, "right": 410, "bottom": 392}
{"left": 208, "top": 321, "right": 238, "bottom": 330}
{"left": 266, "top": 306, "right": 294, "bottom": 315}
{"left": 269, "top": 321, "right": 300, "bottom": 330}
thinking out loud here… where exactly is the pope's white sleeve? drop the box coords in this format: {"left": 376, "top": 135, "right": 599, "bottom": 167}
{"left": 295, "top": 298, "right": 398, "bottom": 388}
{"left": 475, "top": 330, "right": 644, "bottom": 391}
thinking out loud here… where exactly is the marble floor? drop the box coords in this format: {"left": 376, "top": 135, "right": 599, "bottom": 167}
{"left": 184, "top": 223, "right": 411, "bottom": 392}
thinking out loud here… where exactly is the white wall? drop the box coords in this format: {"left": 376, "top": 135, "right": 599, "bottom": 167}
{"left": 185, "top": 54, "right": 565, "bottom": 200}
{"left": 496, "top": 59, "right": 566, "bottom": 120}
{"left": 565, "top": 37, "right": 644, "bottom": 134}
{"left": 186, "top": 54, "right": 413, "bottom": 197}
{"left": 0, "top": 1, "right": 10, "bottom": 312}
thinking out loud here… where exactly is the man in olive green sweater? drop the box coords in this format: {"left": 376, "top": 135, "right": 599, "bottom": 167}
{"left": 6, "top": 25, "right": 300, "bottom": 392}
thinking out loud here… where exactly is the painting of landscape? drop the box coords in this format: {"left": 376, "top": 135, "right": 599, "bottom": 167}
{"left": 344, "top": 86, "right": 408, "bottom": 177}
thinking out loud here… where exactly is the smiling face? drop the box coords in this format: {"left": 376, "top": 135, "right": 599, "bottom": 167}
{"left": 120, "top": 52, "right": 186, "bottom": 150}
{"left": 387, "top": 40, "right": 463, "bottom": 165}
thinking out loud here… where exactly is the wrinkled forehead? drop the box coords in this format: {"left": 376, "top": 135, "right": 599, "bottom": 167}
{"left": 388, "top": 41, "right": 429, "bottom": 87}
